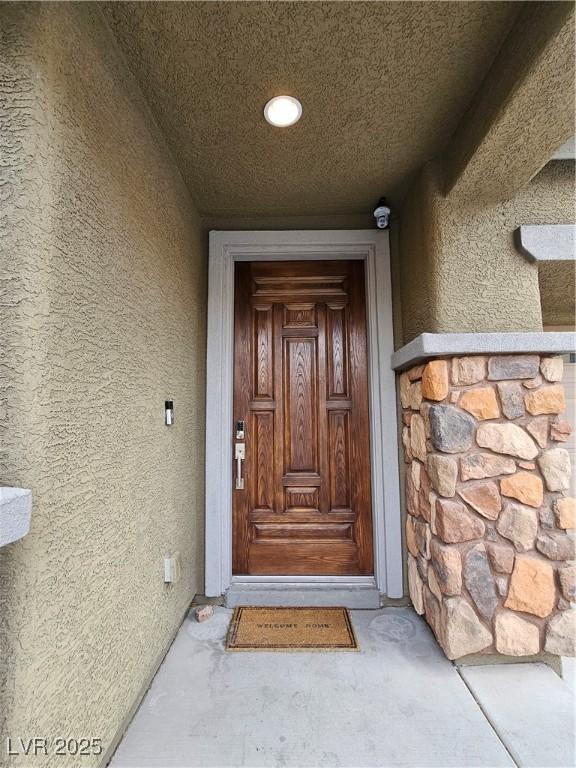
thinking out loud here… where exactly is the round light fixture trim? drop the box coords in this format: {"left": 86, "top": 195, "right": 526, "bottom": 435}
{"left": 264, "top": 96, "right": 302, "bottom": 127}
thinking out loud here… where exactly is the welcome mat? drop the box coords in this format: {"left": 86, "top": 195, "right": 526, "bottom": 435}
{"left": 225, "top": 606, "right": 358, "bottom": 652}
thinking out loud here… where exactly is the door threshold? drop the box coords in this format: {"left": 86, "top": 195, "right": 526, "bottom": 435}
{"left": 225, "top": 579, "right": 381, "bottom": 609}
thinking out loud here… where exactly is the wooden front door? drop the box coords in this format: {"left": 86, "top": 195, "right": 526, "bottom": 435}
{"left": 232, "top": 260, "right": 373, "bottom": 575}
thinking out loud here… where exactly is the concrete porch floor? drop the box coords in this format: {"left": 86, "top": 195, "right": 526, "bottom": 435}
{"left": 110, "top": 607, "right": 575, "bottom": 768}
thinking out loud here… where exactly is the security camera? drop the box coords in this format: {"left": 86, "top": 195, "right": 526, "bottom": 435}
{"left": 373, "top": 197, "right": 391, "bottom": 229}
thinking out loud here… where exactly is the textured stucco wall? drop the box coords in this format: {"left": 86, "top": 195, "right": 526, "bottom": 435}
{"left": 540, "top": 260, "right": 576, "bottom": 330}
{"left": 398, "top": 161, "right": 575, "bottom": 344}
{"left": 443, "top": 1, "right": 575, "bottom": 201}
{"left": 0, "top": 5, "right": 206, "bottom": 765}
{"left": 396, "top": 165, "right": 441, "bottom": 344}
{"left": 536, "top": 166, "right": 576, "bottom": 329}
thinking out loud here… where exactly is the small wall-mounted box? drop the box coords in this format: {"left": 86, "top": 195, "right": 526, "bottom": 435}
{"left": 164, "top": 552, "right": 181, "bottom": 584}
{"left": 165, "top": 400, "right": 174, "bottom": 426}
{"left": 0, "top": 487, "right": 32, "bottom": 548}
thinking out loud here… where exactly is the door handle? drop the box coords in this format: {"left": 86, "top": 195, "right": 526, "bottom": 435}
{"left": 235, "top": 443, "right": 246, "bottom": 490}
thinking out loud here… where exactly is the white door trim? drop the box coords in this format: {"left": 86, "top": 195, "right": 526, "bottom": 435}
{"left": 204, "top": 230, "right": 402, "bottom": 598}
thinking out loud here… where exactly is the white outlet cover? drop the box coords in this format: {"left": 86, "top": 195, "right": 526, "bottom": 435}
{"left": 164, "top": 553, "right": 181, "bottom": 584}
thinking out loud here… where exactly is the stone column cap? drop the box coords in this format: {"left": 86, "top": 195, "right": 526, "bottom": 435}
{"left": 392, "top": 332, "right": 575, "bottom": 371}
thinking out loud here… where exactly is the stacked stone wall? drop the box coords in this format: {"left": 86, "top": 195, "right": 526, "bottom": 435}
{"left": 401, "top": 354, "right": 575, "bottom": 659}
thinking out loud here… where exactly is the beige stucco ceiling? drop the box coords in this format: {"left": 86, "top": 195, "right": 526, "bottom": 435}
{"left": 103, "top": 1, "right": 519, "bottom": 219}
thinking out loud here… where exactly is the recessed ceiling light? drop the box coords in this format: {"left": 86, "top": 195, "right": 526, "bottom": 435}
{"left": 264, "top": 96, "right": 302, "bottom": 127}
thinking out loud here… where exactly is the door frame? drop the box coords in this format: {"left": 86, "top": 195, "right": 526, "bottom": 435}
{"left": 204, "top": 230, "right": 402, "bottom": 598}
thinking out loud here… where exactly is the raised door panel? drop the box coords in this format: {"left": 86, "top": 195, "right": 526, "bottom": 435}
{"left": 283, "top": 304, "right": 317, "bottom": 329}
{"left": 253, "top": 307, "right": 273, "bottom": 399}
{"left": 328, "top": 410, "right": 351, "bottom": 512}
{"left": 326, "top": 305, "right": 349, "bottom": 399}
{"left": 284, "top": 338, "right": 318, "bottom": 475}
{"left": 252, "top": 411, "right": 274, "bottom": 512}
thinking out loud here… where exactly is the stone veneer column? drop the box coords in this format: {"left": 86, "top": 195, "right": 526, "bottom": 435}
{"left": 401, "top": 354, "right": 575, "bottom": 660}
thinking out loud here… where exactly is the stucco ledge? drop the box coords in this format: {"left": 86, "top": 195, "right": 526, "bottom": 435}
{"left": 0, "top": 487, "right": 32, "bottom": 547}
{"left": 391, "top": 332, "right": 576, "bottom": 371}
{"left": 515, "top": 225, "right": 575, "bottom": 263}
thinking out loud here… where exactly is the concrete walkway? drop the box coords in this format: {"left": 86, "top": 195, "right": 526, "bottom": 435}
{"left": 110, "top": 607, "right": 574, "bottom": 768}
